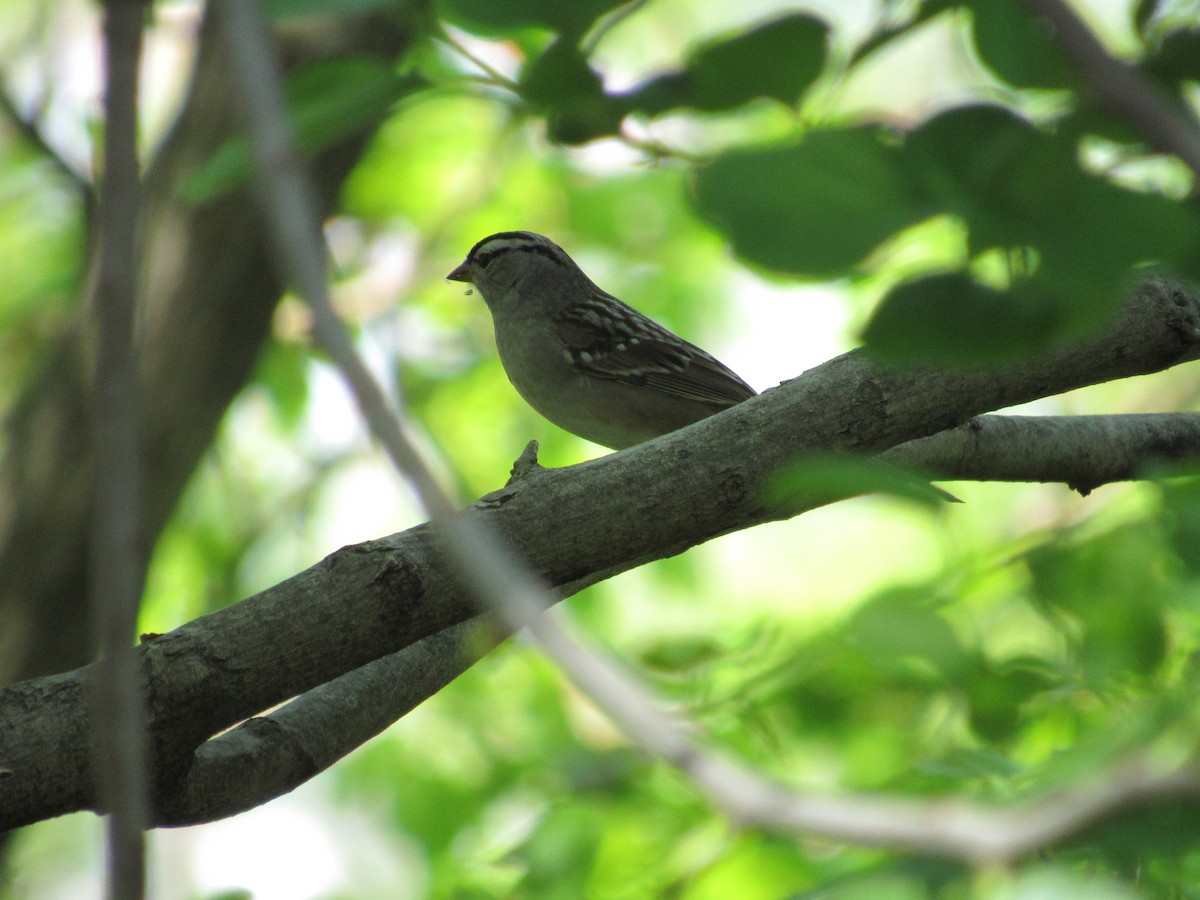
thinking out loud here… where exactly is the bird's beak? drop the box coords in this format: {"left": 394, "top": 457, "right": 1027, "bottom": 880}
{"left": 446, "top": 260, "right": 472, "bottom": 282}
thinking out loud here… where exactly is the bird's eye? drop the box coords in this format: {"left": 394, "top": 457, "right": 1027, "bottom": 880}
{"left": 479, "top": 254, "right": 495, "bottom": 270}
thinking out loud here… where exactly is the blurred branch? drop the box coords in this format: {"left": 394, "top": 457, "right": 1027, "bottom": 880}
{"left": 213, "top": 0, "right": 456, "bottom": 521}
{"left": 89, "top": 2, "right": 149, "bottom": 895}
{"left": 1022, "top": 0, "right": 1200, "bottom": 179}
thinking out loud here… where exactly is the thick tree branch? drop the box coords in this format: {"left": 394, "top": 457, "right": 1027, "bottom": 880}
{"left": 144, "top": 409, "right": 1200, "bottom": 822}
{"left": 1, "top": 277, "right": 1198, "bottom": 831}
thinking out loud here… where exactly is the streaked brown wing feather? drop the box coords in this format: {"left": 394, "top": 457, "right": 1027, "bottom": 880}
{"left": 554, "top": 295, "right": 756, "bottom": 407}
{"left": 641, "top": 352, "right": 757, "bottom": 406}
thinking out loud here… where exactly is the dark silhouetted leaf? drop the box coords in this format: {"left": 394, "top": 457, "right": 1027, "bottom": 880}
{"left": 966, "top": 0, "right": 1075, "bottom": 89}
{"left": 693, "top": 128, "right": 931, "bottom": 274}
{"left": 965, "top": 658, "right": 1056, "bottom": 742}
{"left": 268, "top": 0, "right": 394, "bottom": 18}
{"left": 685, "top": 14, "right": 827, "bottom": 110}
{"left": 625, "top": 15, "right": 827, "bottom": 117}
{"left": 1143, "top": 28, "right": 1200, "bottom": 82}
{"left": 520, "top": 39, "right": 624, "bottom": 143}
{"left": 1134, "top": 0, "right": 1160, "bottom": 35}
{"left": 639, "top": 636, "right": 725, "bottom": 673}
{"left": 863, "top": 273, "right": 1061, "bottom": 367}
{"left": 903, "top": 104, "right": 1200, "bottom": 337}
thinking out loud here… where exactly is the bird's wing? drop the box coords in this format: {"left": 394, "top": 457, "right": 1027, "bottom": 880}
{"left": 554, "top": 294, "right": 756, "bottom": 407}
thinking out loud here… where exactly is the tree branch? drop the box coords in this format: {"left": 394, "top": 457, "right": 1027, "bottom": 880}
{"left": 126, "top": 408, "right": 1200, "bottom": 824}
{"left": 1, "top": 276, "right": 1198, "bottom": 832}
{"left": 884, "top": 412, "right": 1200, "bottom": 494}
{"left": 155, "top": 618, "right": 501, "bottom": 825}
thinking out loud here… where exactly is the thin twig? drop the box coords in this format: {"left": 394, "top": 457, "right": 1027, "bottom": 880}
{"left": 1022, "top": 0, "right": 1200, "bottom": 180}
{"left": 0, "top": 78, "right": 93, "bottom": 204}
{"left": 90, "top": 1, "right": 150, "bottom": 897}
{"left": 582, "top": 0, "right": 653, "bottom": 55}
{"left": 433, "top": 24, "right": 520, "bottom": 92}
{"left": 213, "top": 2, "right": 453, "bottom": 520}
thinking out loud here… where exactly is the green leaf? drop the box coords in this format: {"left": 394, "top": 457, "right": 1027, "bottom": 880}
{"left": 693, "top": 128, "right": 932, "bottom": 275}
{"left": 1024, "top": 525, "right": 1170, "bottom": 682}
{"left": 520, "top": 805, "right": 603, "bottom": 893}
{"left": 688, "top": 14, "right": 827, "bottom": 108}
{"left": 629, "top": 14, "right": 828, "bottom": 114}
{"left": 966, "top": 0, "right": 1076, "bottom": 89}
{"left": 520, "top": 39, "right": 624, "bottom": 143}
{"left": 997, "top": 867, "right": 1144, "bottom": 900}
{"left": 1079, "top": 800, "right": 1200, "bottom": 873}
{"left": 1134, "top": 0, "right": 1160, "bottom": 36}
{"left": 436, "top": 0, "right": 626, "bottom": 37}
{"left": 639, "top": 636, "right": 725, "bottom": 673}
{"left": 286, "top": 57, "right": 416, "bottom": 150}
{"left": 520, "top": 39, "right": 599, "bottom": 106}
{"left": 768, "top": 453, "right": 955, "bottom": 510}
{"left": 847, "top": 593, "right": 968, "bottom": 678}
{"left": 180, "top": 136, "right": 253, "bottom": 205}
{"left": 1144, "top": 28, "right": 1200, "bottom": 83}
{"left": 862, "top": 273, "right": 1061, "bottom": 367}
{"left": 965, "top": 657, "right": 1056, "bottom": 742}
{"left": 913, "top": 747, "right": 1023, "bottom": 782}
{"left": 183, "top": 57, "right": 416, "bottom": 203}
{"left": 903, "top": 104, "right": 1041, "bottom": 218}
{"left": 253, "top": 340, "right": 310, "bottom": 430}
{"left": 1157, "top": 474, "right": 1200, "bottom": 576}
{"left": 901, "top": 104, "right": 1200, "bottom": 342}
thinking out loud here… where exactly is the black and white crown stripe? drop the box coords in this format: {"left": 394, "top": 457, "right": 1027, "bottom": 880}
{"left": 467, "top": 231, "right": 564, "bottom": 271}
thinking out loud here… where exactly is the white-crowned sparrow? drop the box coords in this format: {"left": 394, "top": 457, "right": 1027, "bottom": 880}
{"left": 448, "top": 231, "right": 757, "bottom": 450}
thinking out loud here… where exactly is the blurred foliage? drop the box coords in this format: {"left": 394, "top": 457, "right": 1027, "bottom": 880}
{"left": 5, "top": 0, "right": 1200, "bottom": 898}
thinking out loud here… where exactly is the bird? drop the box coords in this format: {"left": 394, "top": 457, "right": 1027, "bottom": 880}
{"left": 447, "top": 231, "right": 757, "bottom": 450}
